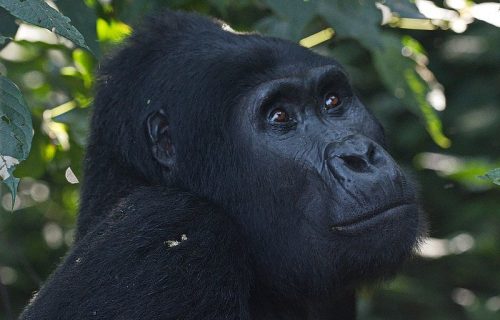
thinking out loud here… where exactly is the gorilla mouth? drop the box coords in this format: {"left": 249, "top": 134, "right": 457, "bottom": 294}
{"left": 331, "top": 202, "right": 416, "bottom": 234}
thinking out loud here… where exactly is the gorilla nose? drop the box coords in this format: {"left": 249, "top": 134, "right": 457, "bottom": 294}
{"left": 325, "top": 135, "right": 384, "bottom": 174}
{"left": 335, "top": 154, "right": 369, "bottom": 172}
{"left": 324, "top": 135, "right": 407, "bottom": 209}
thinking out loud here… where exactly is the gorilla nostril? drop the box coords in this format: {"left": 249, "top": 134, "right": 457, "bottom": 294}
{"left": 367, "top": 144, "right": 376, "bottom": 162}
{"left": 339, "top": 155, "right": 367, "bottom": 172}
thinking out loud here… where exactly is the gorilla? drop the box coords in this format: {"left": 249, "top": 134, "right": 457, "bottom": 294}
{"left": 21, "top": 10, "right": 425, "bottom": 320}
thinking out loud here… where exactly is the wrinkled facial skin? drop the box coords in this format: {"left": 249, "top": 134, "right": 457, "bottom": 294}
{"left": 246, "top": 65, "right": 414, "bottom": 222}
{"left": 229, "top": 63, "right": 422, "bottom": 296}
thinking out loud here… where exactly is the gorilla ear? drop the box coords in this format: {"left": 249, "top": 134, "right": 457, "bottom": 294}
{"left": 146, "top": 110, "right": 176, "bottom": 169}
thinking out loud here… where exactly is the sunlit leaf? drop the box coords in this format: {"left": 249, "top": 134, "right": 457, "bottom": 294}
{"left": 72, "top": 49, "right": 95, "bottom": 88}
{"left": 0, "top": 75, "right": 33, "bottom": 202}
{"left": 448, "top": 164, "right": 500, "bottom": 189}
{"left": 401, "top": 35, "right": 427, "bottom": 55}
{"left": 0, "top": 0, "right": 90, "bottom": 51}
{"left": 404, "top": 69, "right": 450, "bottom": 148}
{"left": 96, "top": 18, "right": 131, "bottom": 43}
{"left": 416, "top": 152, "right": 499, "bottom": 189}
{"left": 373, "top": 34, "right": 450, "bottom": 148}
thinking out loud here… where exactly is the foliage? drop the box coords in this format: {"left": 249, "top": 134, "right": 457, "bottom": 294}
{"left": 0, "top": 0, "right": 498, "bottom": 319}
{"left": 0, "top": 76, "right": 32, "bottom": 202}
{"left": 0, "top": 0, "right": 89, "bottom": 51}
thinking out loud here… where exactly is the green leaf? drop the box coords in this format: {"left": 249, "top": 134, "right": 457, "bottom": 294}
{"left": 261, "top": 0, "right": 317, "bottom": 40}
{"left": 0, "top": 6, "right": 17, "bottom": 49}
{"left": 318, "top": 0, "right": 382, "bottom": 48}
{"left": 0, "top": 0, "right": 90, "bottom": 51}
{"left": 0, "top": 75, "right": 33, "bottom": 203}
{"left": 0, "top": 6, "right": 18, "bottom": 36}
{"left": 480, "top": 168, "right": 500, "bottom": 185}
{"left": 373, "top": 34, "right": 450, "bottom": 148}
{"left": 55, "top": 0, "right": 99, "bottom": 55}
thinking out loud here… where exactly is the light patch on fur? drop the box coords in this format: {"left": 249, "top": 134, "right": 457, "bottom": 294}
{"left": 165, "top": 234, "right": 188, "bottom": 248}
{"left": 218, "top": 21, "right": 248, "bottom": 35}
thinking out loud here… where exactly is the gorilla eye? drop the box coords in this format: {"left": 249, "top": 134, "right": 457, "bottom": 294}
{"left": 324, "top": 93, "right": 341, "bottom": 110}
{"left": 269, "top": 108, "right": 291, "bottom": 123}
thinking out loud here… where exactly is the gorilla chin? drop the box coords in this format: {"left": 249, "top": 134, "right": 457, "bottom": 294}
{"left": 20, "top": 9, "right": 426, "bottom": 320}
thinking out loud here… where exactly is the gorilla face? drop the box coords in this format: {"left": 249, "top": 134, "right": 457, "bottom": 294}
{"left": 224, "top": 47, "right": 423, "bottom": 296}
{"left": 145, "top": 23, "right": 424, "bottom": 297}
{"left": 241, "top": 64, "right": 417, "bottom": 231}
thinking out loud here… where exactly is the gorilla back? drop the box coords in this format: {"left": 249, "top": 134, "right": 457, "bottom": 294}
{"left": 21, "top": 10, "right": 425, "bottom": 320}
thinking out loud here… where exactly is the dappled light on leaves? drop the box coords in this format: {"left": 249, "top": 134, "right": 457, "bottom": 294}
{"left": 451, "top": 288, "right": 476, "bottom": 307}
{"left": 1, "top": 192, "right": 21, "bottom": 211}
{"left": 1, "top": 178, "right": 50, "bottom": 211}
{"left": 486, "top": 296, "right": 500, "bottom": 312}
{"left": 42, "top": 222, "right": 63, "bottom": 249}
{"left": 415, "top": 152, "right": 500, "bottom": 189}
{"left": 21, "top": 71, "right": 44, "bottom": 90}
{"left": 378, "top": 0, "right": 500, "bottom": 32}
{"left": 0, "top": 266, "right": 17, "bottom": 285}
{"left": 418, "top": 233, "right": 475, "bottom": 258}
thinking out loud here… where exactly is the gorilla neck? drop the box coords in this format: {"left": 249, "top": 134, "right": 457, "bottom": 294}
{"left": 76, "top": 146, "right": 150, "bottom": 241}
{"left": 249, "top": 289, "right": 356, "bottom": 319}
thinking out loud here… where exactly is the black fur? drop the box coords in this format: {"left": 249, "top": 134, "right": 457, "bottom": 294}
{"left": 21, "top": 10, "right": 424, "bottom": 320}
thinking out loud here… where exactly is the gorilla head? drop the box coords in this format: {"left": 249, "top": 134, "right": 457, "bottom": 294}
{"left": 80, "top": 10, "right": 424, "bottom": 307}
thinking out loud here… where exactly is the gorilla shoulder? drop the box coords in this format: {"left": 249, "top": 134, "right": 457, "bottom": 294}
{"left": 21, "top": 188, "right": 251, "bottom": 319}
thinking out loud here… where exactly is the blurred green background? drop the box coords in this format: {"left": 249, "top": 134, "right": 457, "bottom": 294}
{"left": 0, "top": 0, "right": 499, "bottom": 319}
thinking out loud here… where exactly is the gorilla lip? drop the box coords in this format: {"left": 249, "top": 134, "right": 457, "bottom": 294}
{"left": 331, "top": 202, "right": 415, "bottom": 233}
